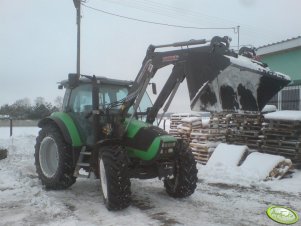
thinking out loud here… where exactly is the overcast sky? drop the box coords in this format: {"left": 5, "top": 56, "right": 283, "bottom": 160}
{"left": 1, "top": 0, "right": 300, "bottom": 112}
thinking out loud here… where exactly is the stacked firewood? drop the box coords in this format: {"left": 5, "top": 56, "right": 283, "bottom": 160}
{"left": 176, "top": 117, "right": 202, "bottom": 143}
{"left": 261, "top": 118, "right": 301, "bottom": 168}
{"left": 226, "top": 112, "right": 264, "bottom": 149}
{"left": 169, "top": 113, "right": 196, "bottom": 139}
{"left": 189, "top": 114, "right": 227, "bottom": 165}
{"left": 168, "top": 111, "right": 301, "bottom": 168}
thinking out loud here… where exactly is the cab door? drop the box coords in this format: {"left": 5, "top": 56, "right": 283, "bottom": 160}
{"left": 67, "top": 84, "right": 94, "bottom": 145}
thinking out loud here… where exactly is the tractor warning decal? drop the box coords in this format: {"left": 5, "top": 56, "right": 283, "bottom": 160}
{"left": 162, "top": 55, "right": 179, "bottom": 62}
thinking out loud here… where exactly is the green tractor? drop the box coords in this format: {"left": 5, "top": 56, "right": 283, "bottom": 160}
{"left": 35, "top": 37, "right": 290, "bottom": 210}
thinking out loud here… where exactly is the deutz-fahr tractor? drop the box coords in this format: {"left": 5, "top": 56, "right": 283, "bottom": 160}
{"left": 34, "top": 36, "right": 290, "bottom": 210}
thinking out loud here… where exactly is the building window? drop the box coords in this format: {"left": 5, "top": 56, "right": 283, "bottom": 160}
{"left": 281, "top": 87, "right": 300, "bottom": 110}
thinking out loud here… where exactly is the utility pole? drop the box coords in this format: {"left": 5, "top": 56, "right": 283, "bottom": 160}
{"left": 73, "top": 0, "right": 81, "bottom": 78}
{"left": 237, "top": 25, "right": 240, "bottom": 51}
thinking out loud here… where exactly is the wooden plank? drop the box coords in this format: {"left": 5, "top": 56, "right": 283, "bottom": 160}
{"left": 262, "top": 134, "right": 301, "bottom": 141}
{"left": 262, "top": 140, "right": 301, "bottom": 149}
{"left": 263, "top": 129, "right": 299, "bottom": 136}
{"left": 261, "top": 145, "right": 301, "bottom": 154}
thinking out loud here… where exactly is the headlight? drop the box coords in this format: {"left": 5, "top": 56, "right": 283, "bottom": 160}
{"left": 161, "top": 142, "right": 176, "bottom": 148}
{"left": 167, "top": 148, "right": 173, "bottom": 153}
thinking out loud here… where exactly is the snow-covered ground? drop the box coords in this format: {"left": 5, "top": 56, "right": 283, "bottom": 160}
{"left": 0, "top": 127, "right": 300, "bottom": 226}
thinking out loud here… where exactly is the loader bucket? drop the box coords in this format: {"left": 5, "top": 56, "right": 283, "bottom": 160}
{"left": 185, "top": 52, "right": 291, "bottom": 112}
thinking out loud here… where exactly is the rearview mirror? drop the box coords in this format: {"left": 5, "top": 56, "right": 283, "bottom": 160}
{"left": 151, "top": 83, "right": 157, "bottom": 95}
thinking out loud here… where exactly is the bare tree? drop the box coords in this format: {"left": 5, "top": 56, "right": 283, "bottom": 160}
{"left": 35, "top": 97, "right": 45, "bottom": 106}
{"left": 54, "top": 96, "right": 63, "bottom": 111}
{"left": 14, "top": 98, "right": 31, "bottom": 107}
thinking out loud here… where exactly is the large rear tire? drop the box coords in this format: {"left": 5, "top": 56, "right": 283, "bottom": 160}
{"left": 164, "top": 147, "right": 198, "bottom": 198}
{"left": 99, "top": 146, "right": 131, "bottom": 211}
{"left": 35, "top": 125, "right": 76, "bottom": 189}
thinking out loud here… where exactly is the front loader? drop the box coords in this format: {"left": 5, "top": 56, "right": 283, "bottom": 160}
{"left": 34, "top": 36, "right": 290, "bottom": 210}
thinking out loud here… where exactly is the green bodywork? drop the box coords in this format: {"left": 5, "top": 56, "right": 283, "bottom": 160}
{"left": 48, "top": 113, "right": 176, "bottom": 161}
{"left": 125, "top": 135, "right": 176, "bottom": 161}
{"left": 124, "top": 118, "right": 177, "bottom": 161}
{"left": 49, "top": 112, "right": 83, "bottom": 147}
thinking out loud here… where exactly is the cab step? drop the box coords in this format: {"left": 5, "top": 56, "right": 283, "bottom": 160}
{"left": 73, "top": 146, "right": 92, "bottom": 177}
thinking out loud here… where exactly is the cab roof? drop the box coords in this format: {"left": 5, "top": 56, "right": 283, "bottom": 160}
{"left": 59, "top": 74, "right": 133, "bottom": 89}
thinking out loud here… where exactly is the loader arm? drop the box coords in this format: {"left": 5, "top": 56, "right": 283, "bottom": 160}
{"left": 121, "top": 36, "right": 231, "bottom": 119}
{"left": 121, "top": 36, "right": 290, "bottom": 124}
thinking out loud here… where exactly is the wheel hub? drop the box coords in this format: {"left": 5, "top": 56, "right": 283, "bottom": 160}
{"left": 39, "top": 137, "right": 59, "bottom": 178}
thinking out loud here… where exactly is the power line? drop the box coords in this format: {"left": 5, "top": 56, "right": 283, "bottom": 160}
{"left": 97, "top": 0, "right": 280, "bottom": 43}
{"left": 82, "top": 3, "right": 235, "bottom": 31}
{"left": 101, "top": 0, "right": 233, "bottom": 27}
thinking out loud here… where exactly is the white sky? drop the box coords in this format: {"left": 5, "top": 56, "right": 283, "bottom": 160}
{"left": 0, "top": 0, "right": 300, "bottom": 112}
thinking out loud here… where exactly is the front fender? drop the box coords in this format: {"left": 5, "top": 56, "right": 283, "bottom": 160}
{"left": 38, "top": 112, "right": 83, "bottom": 147}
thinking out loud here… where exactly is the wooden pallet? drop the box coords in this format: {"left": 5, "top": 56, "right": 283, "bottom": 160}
{"left": 227, "top": 138, "right": 261, "bottom": 148}
{"left": 192, "top": 155, "right": 211, "bottom": 165}
{"left": 262, "top": 134, "right": 301, "bottom": 141}
{"left": 229, "top": 130, "right": 261, "bottom": 137}
{"left": 262, "top": 128, "right": 299, "bottom": 137}
{"left": 262, "top": 140, "right": 301, "bottom": 149}
{"left": 191, "top": 128, "right": 227, "bottom": 134}
{"left": 261, "top": 145, "right": 301, "bottom": 154}
{"left": 265, "top": 119, "right": 301, "bottom": 126}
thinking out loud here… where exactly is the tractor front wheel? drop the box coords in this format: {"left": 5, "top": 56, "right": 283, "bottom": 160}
{"left": 98, "top": 146, "right": 131, "bottom": 211}
{"left": 35, "top": 125, "right": 76, "bottom": 189}
{"left": 164, "top": 147, "right": 198, "bottom": 198}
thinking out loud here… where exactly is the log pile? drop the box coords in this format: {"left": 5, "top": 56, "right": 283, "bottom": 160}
{"left": 226, "top": 112, "right": 264, "bottom": 149}
{"left": 189, "top": 114, "right": 227, "bottom": 165}
{"left": 261, "top": 118, "right": 301, "bottom": 168}
{"left": 168, "top": 111, "right": 301, "bottom": 168}
{"left": 268, "top": 159, "right": 293, "bottom": 179}
{"left": 168, "top": 113, "right": 225, "bottom": 164}
{"left": 169, "top": 113, "right": 198, "bottom": 139}
{"left": 176, "top": 117, "right": 202, "bottom": 143}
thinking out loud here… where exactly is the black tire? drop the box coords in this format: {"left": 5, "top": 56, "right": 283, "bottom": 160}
{"left": 0, "top": 148, "right": 8, "bottom": 160}
{"left": 164, "top": 147, "right": 198, "bottom": 198}
{"left": 99, "top": 146, "right": 131, "bottom": 211}
{"left": 35, "top": 124, "right": 76, "bottom": 189}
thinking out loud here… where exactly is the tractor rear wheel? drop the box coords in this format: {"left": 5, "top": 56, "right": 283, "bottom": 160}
{"left": 99, "top": 146, "right": 131, "bottom": 211}
{"left": 164, "top": 147, "right": 198, "bottom": 198}
{"left": 35, "top": 125, "right": 76, "bottom": 189}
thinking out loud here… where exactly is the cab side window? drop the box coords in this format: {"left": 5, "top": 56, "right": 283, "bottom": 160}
{"left": 69, "top": 84, "right": 92, "bottom": 113}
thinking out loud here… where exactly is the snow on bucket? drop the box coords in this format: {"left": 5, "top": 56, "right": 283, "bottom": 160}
{"left": 186, "top": 53, "right": 291, "bottom": 112}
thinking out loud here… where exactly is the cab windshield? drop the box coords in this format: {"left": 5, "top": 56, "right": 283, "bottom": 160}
{"left": 67, "top": 84, "right": 152, "bottom": 114}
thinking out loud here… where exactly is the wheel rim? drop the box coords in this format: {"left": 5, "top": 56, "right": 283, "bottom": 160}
{"left": 39, "top": 137, "right": 59, "bottom": 178}
{"left": 99, "top": 158, "right": 108, "bottom": 200}
{"left": 166, "top": 161, "right": 179, "bottom": 189}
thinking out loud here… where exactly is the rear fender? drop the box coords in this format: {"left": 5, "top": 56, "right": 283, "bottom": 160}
{"left": 38, "top": 112, "right": 83, "bottom": 147}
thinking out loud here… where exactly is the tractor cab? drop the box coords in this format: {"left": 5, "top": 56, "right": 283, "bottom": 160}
{"left": 59, "top": 74, "right": 153, "bottom": 145}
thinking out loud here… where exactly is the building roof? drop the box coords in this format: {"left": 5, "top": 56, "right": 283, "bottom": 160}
{"left": 256, "top": 36, "right": 301, "bottom": 56}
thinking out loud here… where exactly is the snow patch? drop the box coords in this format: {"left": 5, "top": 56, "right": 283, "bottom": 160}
{"left": 264, "top": 110, "right": 301, "bottom": 121}
{"left": 206, "top": 143, "right": 248, "bottom": 168}
{"left": 261, "top": 104, "right": 277, "bottom": 113}
{"left": 201, "top": 143, "right": 292, "bottom": 185}
{"left": 0, "top": 128, "right": 300, "bottom": 225}
{"left": 240, "top": 152, "right": 286, "bottom": 180}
